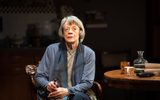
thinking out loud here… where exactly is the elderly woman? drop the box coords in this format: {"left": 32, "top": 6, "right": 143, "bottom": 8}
{"left": 35, "top": 15, "right": 95, "bottom": 100}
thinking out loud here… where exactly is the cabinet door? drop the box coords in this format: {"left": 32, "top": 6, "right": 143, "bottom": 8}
{"left": 0, "top": 49, "right": 44, "bottom": 100}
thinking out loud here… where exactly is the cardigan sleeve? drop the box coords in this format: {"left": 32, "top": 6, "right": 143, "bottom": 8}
{"left": 35, "top": 46, "right": 53, "bottom": 89}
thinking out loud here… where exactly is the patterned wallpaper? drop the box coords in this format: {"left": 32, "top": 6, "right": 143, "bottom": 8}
{"left": 0, "top": 0, "right": 55, "bottom": 13}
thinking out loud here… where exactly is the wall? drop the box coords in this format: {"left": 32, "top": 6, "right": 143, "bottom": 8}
{"left": 0, "top": 0, "right": 146, "bottom": 59}
{"left": 0, "top": 13, "right": 56, "bottom": 37}
{"left": 75, "top": 0, "right": 146, "bottom": 59}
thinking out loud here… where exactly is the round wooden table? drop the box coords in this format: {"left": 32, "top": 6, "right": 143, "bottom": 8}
{"left": 104, "top": 69, "right": 160, "bottom": 91}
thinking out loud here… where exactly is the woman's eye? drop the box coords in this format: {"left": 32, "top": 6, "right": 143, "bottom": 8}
{"left": 72, "top": 27, "right": 77, "bottom": 31}
{"left": 65, "top": 28, "right": 69, "bottom": 31}
{"left": 73, "top": 28, "right": 76, "bottom": 31}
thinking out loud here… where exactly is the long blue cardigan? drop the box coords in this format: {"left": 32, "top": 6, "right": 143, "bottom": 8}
{"left": 35, "top": 42, "right": 95, "bottom": 97}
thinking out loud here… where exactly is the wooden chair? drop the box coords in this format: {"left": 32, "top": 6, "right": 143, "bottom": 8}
{"left": 25, "top": 65, "right": 102, "bottom": 100}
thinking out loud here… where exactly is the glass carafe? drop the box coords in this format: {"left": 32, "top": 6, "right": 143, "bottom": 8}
{"left": 133, "top": 51, "right": 148, "bottom": 68}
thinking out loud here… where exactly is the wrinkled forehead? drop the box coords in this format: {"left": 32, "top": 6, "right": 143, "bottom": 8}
{"left": 64, "top": 19, "right": 79, "bottom": 27}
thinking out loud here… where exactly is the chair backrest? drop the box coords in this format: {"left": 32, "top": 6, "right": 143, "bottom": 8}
{"left": 25, "top": 64, "right": 102, "bottom": 100}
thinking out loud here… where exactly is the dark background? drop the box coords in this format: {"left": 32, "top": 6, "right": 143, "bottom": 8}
{"left": 0, "top": 0, "right": 160, "bottom": 100}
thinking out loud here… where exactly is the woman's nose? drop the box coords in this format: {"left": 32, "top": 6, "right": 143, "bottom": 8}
{"left": 68, "top": 29, "right": 74, "bottom": 34}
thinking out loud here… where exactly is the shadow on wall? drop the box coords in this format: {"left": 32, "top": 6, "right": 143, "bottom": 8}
{"left": 95, "top": 49, "right": 131, "bottom": 81}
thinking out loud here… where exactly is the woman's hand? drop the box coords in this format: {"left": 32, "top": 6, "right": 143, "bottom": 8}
{"left": 48, "top": 87, "right": 69, "bottom": 99}
{"left": 46, "top": 81, "right": 58, "bottom": 92}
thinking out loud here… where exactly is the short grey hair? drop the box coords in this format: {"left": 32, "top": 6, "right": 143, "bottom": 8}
{"left": 58, "top": 15, "right": 85, "bottom": 42}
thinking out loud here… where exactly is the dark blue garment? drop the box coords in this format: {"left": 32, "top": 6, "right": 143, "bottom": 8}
{"left": 68, "top": 92, "right": 90, "bottom": 100}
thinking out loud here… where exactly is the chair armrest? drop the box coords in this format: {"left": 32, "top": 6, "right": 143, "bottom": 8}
{"left": 92, "top": 81, "right": 102, "bottom": 99}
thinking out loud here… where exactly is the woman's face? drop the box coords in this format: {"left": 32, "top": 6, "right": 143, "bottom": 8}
{"left": 63, "top": 21, "right": 80, "bottom": 44}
